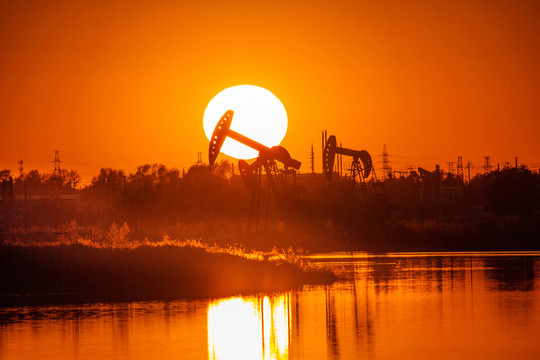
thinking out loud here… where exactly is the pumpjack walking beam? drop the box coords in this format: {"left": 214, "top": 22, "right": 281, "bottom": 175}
{"left": 209, "top": 110, "right": 300, "bottom": 170}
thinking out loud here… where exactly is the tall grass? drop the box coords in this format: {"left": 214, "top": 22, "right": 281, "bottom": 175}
{"left": 3, "top": 220, "right": 313, "bottom": 267}
{"left": 0, "top": 222, "right": 334, "bottom": 306}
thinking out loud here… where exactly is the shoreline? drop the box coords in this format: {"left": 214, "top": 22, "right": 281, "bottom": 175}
{"left": 0, "top": 243, "right": 336, "bottom": 307}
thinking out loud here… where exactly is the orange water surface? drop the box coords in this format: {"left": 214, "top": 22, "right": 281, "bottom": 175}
{"left": 1, "top": 252, "right": 539, "bottom": 359}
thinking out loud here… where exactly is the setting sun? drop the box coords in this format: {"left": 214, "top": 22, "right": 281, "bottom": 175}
{"left": 1, "top": 1, "right": 540, "bottom": 360}
{"left": 203, "top": 85, "right": 288, "bottom": 160}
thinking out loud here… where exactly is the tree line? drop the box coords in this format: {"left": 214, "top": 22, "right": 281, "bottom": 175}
{"left": 1, "top": 162, "right": 539, "bottom": 229}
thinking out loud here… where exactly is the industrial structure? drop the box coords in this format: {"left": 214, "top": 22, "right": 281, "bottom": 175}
{"left": 322, "top": 134, "right": 388, "bottom": 220}
{"left": 208, "top": 110, "right": 302, "bottom": 224}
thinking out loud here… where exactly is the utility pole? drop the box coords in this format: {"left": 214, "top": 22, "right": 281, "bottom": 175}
{"left": 339, "top": 142, "right": 343, "bottom": 177}
{"left": 515, "top": 156, "right": 518, "bottom": 168}
{"left": 310, "top": 144, "right": 315, "bottom": 174}
{"left": 18, "top": 159, "right": 26, "bottom": 201}
{"left": 321, "top": 131, "right": 325, "bottom": 171}
{"left": 467, "top": 162, "right": 471, "bottom": 183}
{"left": 196, "top": 152, "right": 203, "bottom": 165}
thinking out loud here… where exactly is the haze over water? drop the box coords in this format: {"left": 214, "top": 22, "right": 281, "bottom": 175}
{"left": 1, "top": 252, "right": 539, "bottom": 359}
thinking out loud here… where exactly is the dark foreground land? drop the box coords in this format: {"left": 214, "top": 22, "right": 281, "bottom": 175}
{"left": 2, "top": 162, "right": 539, "bottom": 253}
{"left": 1, "top": 163, "right": 539, "bottom": 306}
{"left": 0, "top": 243, "right": 335, "bottom": 306}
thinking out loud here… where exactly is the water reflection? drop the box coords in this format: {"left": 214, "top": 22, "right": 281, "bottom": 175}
{"left": 484, "top": 256, "right": 536, "bottom": 291}
{"left": 1, "top": 253, "right": 539, "bottom": 360}
{"left": 207, "top": 294, "right": 289, "bottom": 360}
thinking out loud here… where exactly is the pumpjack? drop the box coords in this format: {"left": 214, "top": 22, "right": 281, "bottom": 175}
{"left": 323, "top": 134, "right": 387, "bottom": 219}
{"left": 208, "top": 110, "right": 302, "bottom": 224}
{"left": 323, "top": 135, "right": 373, "bottom": 190}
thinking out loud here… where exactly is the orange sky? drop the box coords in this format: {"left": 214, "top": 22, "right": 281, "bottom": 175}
{"left": 1, "top": 0, "right": 539, "bottom": 182}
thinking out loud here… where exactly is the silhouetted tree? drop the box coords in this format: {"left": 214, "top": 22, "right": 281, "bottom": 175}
{"left": 89, "top": 168, "right": 125, "bottom": 199}
{"left": 0, "top": 169, "right": 11, "bottom": 181}
{"left": 483, "top": 166, "right": 535, "bottom": 216}
{"left": 25, "top": 170, "right": 42, "bottom": 194}
{"left": 441, "top": 172, "right": 464, "bottom": 187}
{"left": 66, "top": 170, "right": 81, "bottom": 190}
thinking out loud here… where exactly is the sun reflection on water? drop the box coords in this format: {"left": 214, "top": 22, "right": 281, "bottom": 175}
{"left": 207, "top": 294, "right": 289, "bottom": 360}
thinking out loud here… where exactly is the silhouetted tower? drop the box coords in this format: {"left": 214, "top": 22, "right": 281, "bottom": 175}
{"left": 447, "top": 161, "right": 455, "bottom": 174}
{"left": 380, "top": 144, "right": 391, "bottom": 180}
{"left": 456, "top": 156, "right": 464, "bottom": 180}
{"left": 17, "top": 160, "right": 24, "bottom": 179}
{"left": 310, "top": 144, "right": 315, "bottom": 174}
{"left": 53, "top": 150, "right": 62, "bottom": 177}
{"left": 196, "top": 151, "right": 203, "bottom": 165}
{"left": 483, "top": 156, "right": 492, "bottom": 174}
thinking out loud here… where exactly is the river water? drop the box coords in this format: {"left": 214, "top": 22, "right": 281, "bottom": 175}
{"left": 1, "top": 252, "right": 539, "bottom": 359}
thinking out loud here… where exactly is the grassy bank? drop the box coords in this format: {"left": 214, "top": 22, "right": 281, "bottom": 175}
{"left": 0, "top": 241, "right": 335, "bottom": 306}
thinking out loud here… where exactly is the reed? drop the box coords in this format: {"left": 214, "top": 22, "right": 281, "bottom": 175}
{"left": 0, "top": 234, "right": 335, "bottom": 306}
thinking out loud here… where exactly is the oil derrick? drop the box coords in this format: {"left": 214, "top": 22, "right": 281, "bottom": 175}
{"left": 380, "top": 145, "right": 391, "bottom": 180}
{"left": 483, "top": 156, "right": 492, "bottom": 174}
{"left": 456, "top": 156, "right": 464, "bottom": 181}
{"left": 209, "top": 110, "right": 301, "bottom": 228}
